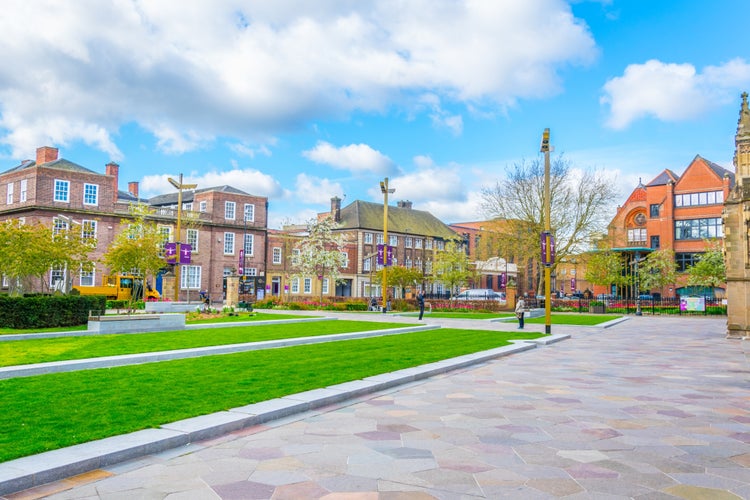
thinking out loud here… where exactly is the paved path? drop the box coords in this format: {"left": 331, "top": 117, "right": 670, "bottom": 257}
{"left": 8, "top": 315, "right": 750, "bottom": 499}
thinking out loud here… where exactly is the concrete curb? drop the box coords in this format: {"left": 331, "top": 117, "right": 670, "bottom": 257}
{"left": 0, "top": 334, "right": 569, "bottom": 495}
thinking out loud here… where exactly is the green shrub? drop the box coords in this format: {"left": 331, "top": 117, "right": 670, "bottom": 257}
{"left": 0, "top": 295, "right": 105, "bottom": 329}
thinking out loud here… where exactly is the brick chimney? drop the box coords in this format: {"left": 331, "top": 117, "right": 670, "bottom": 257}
{"left": 331, "top": 196, "right": 341, "bottom": 222}
{"left": 128, "top": 181, "right": 139, "bottom": 198}
{"left": 397, "top": 200, "right": 413, "bottom": 209}
{"left": 105, "top": 162, "right": 119, "bottom": 196}
{"left": 36, "top": 146, "right": 58, "bottom": 165}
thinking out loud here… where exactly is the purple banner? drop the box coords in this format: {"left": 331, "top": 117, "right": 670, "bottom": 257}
{"left": 164, "top": 242, "right": 177, "bottom": 264}
{"left": 179, "top": 244, "right": 192, "bottom": 265}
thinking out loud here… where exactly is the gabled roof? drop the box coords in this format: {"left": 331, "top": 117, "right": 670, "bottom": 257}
{"left": 646, "top": 169, "right": 679, "bottom": 186}
{"left": 194, "top": 185, "right": 250, "bottom": 196}
{"left": 2, "top": 158, "right": 99, "bottom": 175}
{"left": 337, "top": 200, "right": 458, "bottom": 240}
{"left": 699, "top": 155, "right": 735, "bottom": 187}
{"left": 147, "top": 185, "right": 252, "bottom": 206}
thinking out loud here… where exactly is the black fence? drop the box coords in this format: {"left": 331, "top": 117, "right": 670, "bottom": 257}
{"left": 528, "top": 296, "right": 727, "bottom": 316}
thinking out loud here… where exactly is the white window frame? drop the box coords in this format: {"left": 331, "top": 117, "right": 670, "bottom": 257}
{"left": 340, "top": 251, "right": 349, "bottom": 268}
{"left": 20, "top": 179, "right": 27, "bottom": 202}
{"left": 322, "top": 278, "right": 330, "bottom": 294}
{"left": 425, "top": 239, "right": 433, "bottom": 250}
{"left": 389, "top": 235, "right": 398, "bottom": 246}
{"left": 79, "top": 267, "right": 95, "bottom": 286}
{"left": 364, "top": 232, "right": 373, "bottom": 244}
{"left": 272, "top": 247, "right": 282, "bottom": 264}
{"left": 292, "top": 248, "right": 301, "bottom": 266}
{"left": 244, "top": 203, "right": 255, "bottom": 222}
{"left": 186, "top": 229, "right": 199, "bottom": 252}
{"left": 291, "top": 277, "right": 300, "bottom": 293}
{"left": 363, "top": 258, "right": 372, "bottom": 272}
{"left": 6, "top": 182, "right": 13, "bottom": 204}
{"left": 303, "top": 277, "right": 312, "bottom": 294}
{"left": 225, "top": 201, "right": 236, "bottom": 220}
{"left": 82, "top": 220, "right": 97, "bottom": 239}
{"left": 54, "top": 179, "right": 70, "bottom": 203}
{"left": 244, "top": 233, "right": 254, "bottom": 256}
{"left": 199, "top": 201, "right": 207, "bottom": 212}
{"left": 83, "top": 183, "right": 99, "bottom": 205}
{"left": 405, "top": 236, "right": 412, "bottom": 248}
{"left": 377, "top": 233, "right": 384, "bottom": 244}
{"left": 180, "top": 265, "right": 202, "bottom": 289}
{"left": 224, "top": 232, "right": 235, "bottom": 254}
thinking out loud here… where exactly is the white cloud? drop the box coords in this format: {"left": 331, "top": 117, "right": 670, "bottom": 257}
{"left": 302, "top": 141, "right": 396, "bottom": 175}
{"left": 140, "top": 169, "right": 285, "bottom": 199}
{"left": 293, "top": 173, "right": 344, "bottom": 204}
{"left": 602, "top": 58, "right": 750, "bottom": 129}
{"left": 0, "top": 0, "right": 597, "bottom": 158}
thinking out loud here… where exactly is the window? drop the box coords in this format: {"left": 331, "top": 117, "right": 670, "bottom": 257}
{"left": 650, "top": 235, "right": 660, "bottom": 249}
{"left": 224, "top": 232, "right": 235, "bottom": 254}
{"left": 272, "top": 247, "right": 282, "bottom": 264}
{"left": 304, "top": 277, "right": 312, "bottom": 294}
{"left": 363, "top": 258, "right": 372, "bottom": 272}
{"left": 436, "top": 240, "right": 444, "bottom": 250}
{"left": 675, "top": 218, "right": 723, "bottom": 240}
{"left": 83, "top": 183, "right": 98, "bottom": 205}
{"left": 322, "top": 278, "right": 330, "bottom": 294}
{"left": 80, "top": 268, "right": 95, "bottom": 286}
{"left": 20, "top": 179, "right": 27, "bottom": 202}
{"left": 291, "top": 278, "right": 300, "bottom": 293}
{"left": 82, "top": 220, "right": 97, "bottom": 239}
{"left": 183, "top": 202, "right": 192, "bottom": 211}
{"left": 292, "top": 248, "right": 301, "bottom": 265}
{"left": 52, "top": 218, "right": 68, "bottom": 236}
{"left": 675, "top": 252, "right": 702, "bottom": 272}
{"left": 405, "top": 236, "right": 413, "bottom": 248}
{"left": 627, "top": 228, "right": 647, "bottom": 243}
{"left": 405, "top": 256, "right": 412, "bottom": 268}
{"left": 340, "top": 251, "right": 349, "bottom": 268}
{"left": 244, "top": 204, "right": 254, "bottom": 222}
{"left": 6, "top": 183, "right": 12, "bottom": 204}
{"left": 425, "top": 239, "right": 433, "bottom": 250}
{"left": 377, "top": 233, "right": 384, "bottom": 244}
{"left": 223, "top": 267, "right": 233, "bottom": 277}
{"left": 180, "top": 265, "right": 202, "bottom": 289}
{"left": 674, "top": 191, "right": 723, "bottom": 207}
{"left": 54, "top": 180, "right": 69, "bottom": 202}
{"left": 415, "top": 238, "right": 423, "bottom": 249}
{"left": 389, "top": 235, "right": 398, "bottom": 246}
{"left": 158, "top": 226, "right": 172, "bottom": 243}
{"left": 245, "top": 267, "right": 257, "bottom": 276}
{"left": 649, "top": 204, "right": 660, "bottom": 218}
{"left": 364, "top": 232, "right": 373, "bottom": 244}
{"left": 225, "top": 201, "right": 236, "bottom": 220}
{"left": 50, "top": 267, "right": 65, "bottom": 291}
{"left": 186, "top": 229, "right": 199, "bottom": 252}
{"left": 244, "top": 234, "right": 254, "bottom": 256}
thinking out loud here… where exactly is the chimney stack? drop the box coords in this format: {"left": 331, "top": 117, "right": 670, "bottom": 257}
{"left": 331, "top": 196, "right": 342, "bottom": 222}
{"left": 397, "top": 200, "right": 413, "bottom": 209}
{"left": 36, "top": 146, "right": 58, "bottom": 165}
{"left": 128, "top": 181, "right": 139, "bottom": 199}
{"left": 105, "top": 162, "right": 119, "bottom": 197}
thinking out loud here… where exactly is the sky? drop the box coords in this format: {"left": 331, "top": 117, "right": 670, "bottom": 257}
{"left": 0, "top": 0, "right": 748, "bottom": 229}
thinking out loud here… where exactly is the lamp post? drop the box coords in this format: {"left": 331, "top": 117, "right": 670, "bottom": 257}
{"left": 380, "top": 177, "right": 395, "bottom": 313}
{"left": 541, "top": 128, "right": 552, "bottom": 334}
{"left": 168, "top": 174, "right": 197, "bottom": 302}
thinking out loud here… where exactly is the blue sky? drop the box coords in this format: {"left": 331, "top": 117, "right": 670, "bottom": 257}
{"left": 0, "top": 0, "right": 748, "bottom": 229}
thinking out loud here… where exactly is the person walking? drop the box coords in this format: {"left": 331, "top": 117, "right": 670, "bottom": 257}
{"left": 514, "top": 297, "right": 526, "bottom": 329}
{"left": 417, "top": 290, "right": 425, "bottom": 320}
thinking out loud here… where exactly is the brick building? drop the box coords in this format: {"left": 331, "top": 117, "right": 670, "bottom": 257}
{"left": 0, "top": 147, "right": 267, "bottom": 301}
{"left": 606, "top": 155, "right": 733, "bottom": 298}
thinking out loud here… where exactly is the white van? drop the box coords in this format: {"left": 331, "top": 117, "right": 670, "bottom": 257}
{"left": 452, "top": 289, "right": 507, "bottom": 305}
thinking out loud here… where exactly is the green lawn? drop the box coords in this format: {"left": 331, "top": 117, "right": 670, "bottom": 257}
{"left": 525, "top": 314, "right": 621, "bottom": 326}
{"left": 401, "top": 311, "right": 515, "bottom": 319}
{"left": 0, "top": 320, "right": 412, "bottom": 367}
{"left": 185, "top": 312, "right": 310, "bottom": 324}
{"left": 0, "top": 328, "right": 543, "bottom": 462}
{"left": 0, "top": 324, "right": 88, "bottom": 335}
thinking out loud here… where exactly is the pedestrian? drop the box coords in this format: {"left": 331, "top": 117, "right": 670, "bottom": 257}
{"left": 515, "top": 297, "right": 526, "bottom": 329}
{"left": 417, "top": 290, "right": 425, "bottom": 320}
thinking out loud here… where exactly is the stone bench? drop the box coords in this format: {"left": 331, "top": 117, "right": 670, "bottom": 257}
{"left": 88, "top": 314, "right": 185, "bottom": 334}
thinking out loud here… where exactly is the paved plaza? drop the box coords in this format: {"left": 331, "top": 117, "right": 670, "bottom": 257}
{"left": 6, "top": 314, "right": 750, "bottom": 499}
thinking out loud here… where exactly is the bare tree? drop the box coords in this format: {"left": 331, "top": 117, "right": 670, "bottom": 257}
{"left": 480, "top": 156, "right": 617, "bottom": 294}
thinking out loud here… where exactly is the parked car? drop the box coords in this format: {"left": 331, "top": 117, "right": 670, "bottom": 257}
{"left": 638, "top": 294, "right": 654, "bottom": 300}
{"left": 596, "top": 293, "right": 616, "bottom": 301}
{"left": 452, "top": 289, "right": 507, "bottom": 305}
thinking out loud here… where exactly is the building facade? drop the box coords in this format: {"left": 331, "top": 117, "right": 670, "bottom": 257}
{"left": 607, "top": 155, "right": 733, "bottom": 298}
{"left": 0, "top": 146, "right": 268, "bottom": 301}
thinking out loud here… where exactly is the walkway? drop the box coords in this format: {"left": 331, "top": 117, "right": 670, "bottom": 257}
{"left": 7, "top": 315, "right": 750, "bottom": 499}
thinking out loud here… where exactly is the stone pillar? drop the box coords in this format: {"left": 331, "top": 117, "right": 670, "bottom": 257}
{"left": 226, "top": 275, "right": 239, "bottom": 309}
{"left": 162, "top": 274, "right": 176, "bottom": 302}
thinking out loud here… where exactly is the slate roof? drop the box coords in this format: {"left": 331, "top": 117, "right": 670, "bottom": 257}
{"left": 646, "top": 169, "right": 679, "bottom": 186}
{"left": 2, "top": 158, "right": 99, "bottom": 175}
{"left": 337, "top": 200, "right": 458, "bottom": 240}
{"left": 147, "top": 185, "right": 250, "bottom": 206}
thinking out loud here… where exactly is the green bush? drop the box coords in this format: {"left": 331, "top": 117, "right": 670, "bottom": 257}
{"left": 0, "top": 295, "right": 105, "bottom": 329}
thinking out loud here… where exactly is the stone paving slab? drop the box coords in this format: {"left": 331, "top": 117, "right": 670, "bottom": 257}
{"left": 0, "top": 331, "right": 546, "bottom": 496}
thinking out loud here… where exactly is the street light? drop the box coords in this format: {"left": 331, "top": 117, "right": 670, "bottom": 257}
{"left": 380, "top": 177, "right": 395, "bottom": 313}
{"left": 541, "top": 128, "right": 552, "bottom": 334}
{"left": 168, "top": 174, "right": 197, "bottom": 302}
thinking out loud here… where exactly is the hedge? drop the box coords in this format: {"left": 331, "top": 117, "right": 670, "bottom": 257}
{"left": 0, "top": 295, "right": 106, "bottom": 329}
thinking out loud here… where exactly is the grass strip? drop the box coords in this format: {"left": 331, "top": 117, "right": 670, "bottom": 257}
{"left": 185, "top": 312, "right": 309, "bottom": 324}
{"left": 402, "top": 312, "right": 514, "bottom": 319}
{"left": 0, "top": 328, "right": 542, "bottom": 462}
{"left": 0, "top": 320, "right": 411, "bottom": 367}
{"left": 525, "top": 314, "right": 621, "bottom": 326}
{"left": 0, "top": 325, "right": 88, "bottom": 335}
